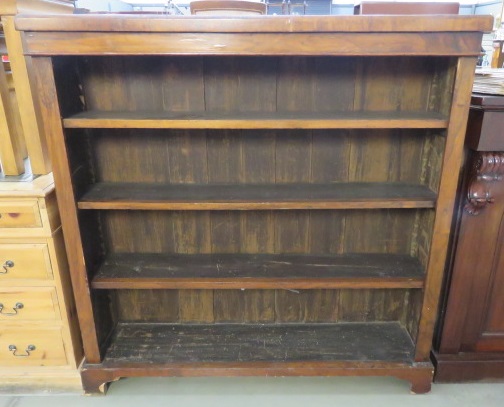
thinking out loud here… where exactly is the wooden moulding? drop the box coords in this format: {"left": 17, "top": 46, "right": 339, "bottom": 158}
{"left": 81, "top": 322, "right": 434, "bottom": 395}
{"left": 14, "top": 15, "right": 493, "bottom": 33}
{"left": 91, "top": 252, "right": 425, "bottom": 289}
{"left": 78, "top": 182, "right": 437, "bottom": 211}
{"left": 21, "top": 32, "right": 484, "bottom": 57}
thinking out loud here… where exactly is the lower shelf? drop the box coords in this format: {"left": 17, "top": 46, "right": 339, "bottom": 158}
{"left": 91, "top": 253, "right": 425, "bottom": 289}
{"left": 105, "top": 322, "right": 414, "bottom": 364}
{"left": 81, "top": 322, "right": 434, "bottom": 394}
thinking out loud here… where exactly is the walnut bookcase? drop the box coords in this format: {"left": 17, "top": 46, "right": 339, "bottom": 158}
{"left": 16, "top": 14, "right": 492, "bottom": 394}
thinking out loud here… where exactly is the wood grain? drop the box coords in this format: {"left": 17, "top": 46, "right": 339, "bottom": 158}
{"left": 63, "top": 110, "right": 448, "bottom": 129}
{"left": 91, "top": 252, "right": 425, "bottom": 289}
{"left": 105, "top": 322, "right": 415, "bottom": 363}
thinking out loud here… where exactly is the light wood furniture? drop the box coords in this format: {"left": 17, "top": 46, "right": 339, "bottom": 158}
{"left": 0, "top": 174, "right": 83, "bottom": 393}
{"left": 433, "top": 95, "right": 504, "bottom": 382}
{"left": 16, "top": 14, "right": 492, "bottom": 394}
{"left": 0, "top": 0, "right": 74, "bottom": 175}
{"left": 190, "top": 1, "right": 266, "bottom": 15}
{"left": 0, "top": 21, "right": 27, "bottom": 176}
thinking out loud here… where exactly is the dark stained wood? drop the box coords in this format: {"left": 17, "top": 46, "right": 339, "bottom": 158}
{"left": 465, "top": 96, "right": 504, "bottom": 151}
{"left": 433, "top": 134, "right": 504, "bottom": 381}
{"left": 29, "top": 56, "right": 102, "bottom": 363}
{"left": 20, "top": 14, "right": 487, "bottom": 393}
{"left": 78, "top": 182, "right": 437, "bottom": 210}
{"left": 434, "top": 352, "right": 504, "bottom": 383}
{"left": 415, "top": 57, "right": 478, "bottom": 361}
{"left": 81, "top": 361, "right": 433, "bottom": 394}
{"left": 20, "top": 32, "right": 484, "bottom": 57}
{"left": 63, "top": 110, "right": 449, "bottom": 129}
{"left": 104, "top": 322, "right": 415, "bottom": 363}
{"left": 15, "top": 15, "right": 492, "bottom": 33}
{"left": 91, "top": 253, "right": 425, "bottom": 289}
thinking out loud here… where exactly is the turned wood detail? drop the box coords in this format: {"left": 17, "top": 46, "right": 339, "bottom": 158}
{"left": 465, "top": 152, "right": 504, "bottom": 215}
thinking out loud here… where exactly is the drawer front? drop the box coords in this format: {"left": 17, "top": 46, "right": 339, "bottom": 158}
{"left": 0, "top": 328, "right": 68, "bottom": 366}
{"left": 0, "top": 289, "right": 59, "bottom": 321}
{"left": 0, "top": 201, "right": 42, "bottom": 228}
{"left": 0, "top": 244, "right": 53, "bottom": 281}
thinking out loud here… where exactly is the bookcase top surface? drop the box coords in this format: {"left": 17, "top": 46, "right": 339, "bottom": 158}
{"left": 15, "top": 14, "right": 493, "bottom": 34}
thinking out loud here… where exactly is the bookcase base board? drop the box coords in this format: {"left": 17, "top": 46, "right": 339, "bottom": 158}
{"left": 80, "top": 321, "right": 432, "bottom": 394}
{"left": 81, "top": 361, "right": 433, "bottom": 395}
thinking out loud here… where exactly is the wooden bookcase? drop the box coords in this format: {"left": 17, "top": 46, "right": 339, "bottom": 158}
{"left": 16, "top": 14, "right": 492, "bottom": 394}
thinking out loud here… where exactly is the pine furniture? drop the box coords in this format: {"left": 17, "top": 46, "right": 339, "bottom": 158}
{"left": 16, "top": 14, "right": 492, "bottom": 394}
{"left": 0, "top": 0, "right": 74, "bottom": 175}
{"left": 433, "top": 95, "right": 504, "bottom": 382}
{"left": 0, "top": 174, "right": 83, "bottom": 393}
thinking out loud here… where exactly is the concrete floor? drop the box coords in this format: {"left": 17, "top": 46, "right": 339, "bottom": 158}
{"left": 0, "top": 377, "right": 503, "bottom": 407}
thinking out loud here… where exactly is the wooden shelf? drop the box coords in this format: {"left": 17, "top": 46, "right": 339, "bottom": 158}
{"left": 91, "top": 253, "right": 425, "bottom": 289}
{"left": 63, "top": 110, "right": 449, "bottom": 129}
{"left": 78, "top": 182, "right": 437, "bottom": 211}
{"left": 101, "top": 322, "right": 415, "bottom": 365}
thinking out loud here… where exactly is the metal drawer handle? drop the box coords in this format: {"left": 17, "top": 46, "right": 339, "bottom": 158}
{"left": 0, "top": 302, "right": 24, "bottom": 316}
{"left": 8, "top": 344, "right": 36, "bottom": 357}
{"left": 1, "top": 260, "right": 14, "bottom": 274}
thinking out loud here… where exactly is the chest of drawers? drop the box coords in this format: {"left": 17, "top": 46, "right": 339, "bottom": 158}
{"left": 0, "top": 174, "right": 83, "bottom": 393}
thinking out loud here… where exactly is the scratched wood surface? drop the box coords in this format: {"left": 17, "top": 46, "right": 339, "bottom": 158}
{"left": 54, "top": 54, "right": 453, "bottom": 357}
{"left": 103, "top": 322, "right": 414, "bottom": 363}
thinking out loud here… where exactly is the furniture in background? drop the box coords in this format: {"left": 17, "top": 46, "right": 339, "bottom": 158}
{"left": 16, "top": 13, "right": 491, "bottom": 394}
{"left": 0, "top": 174, "right": 83, "bottom": 393}
{"left": 433, "top": 95, "right": 504, "bottom": 382}
{"left": 492, "top": 40, "right": 504, "bottom": 68}
{"left": 190, "top": 0, "right": 266, "bottom": 14}
{"left": 0, "top": 0, "right": 74, "bottom": 176}
{"left": 355, "top": 2, "right": 460, "bottom": 15}
{"left": 0, "top": 0, "right": 84, "bottom": 394}
{"left": 0, "top": 19, "right": 26, "bottom": 176}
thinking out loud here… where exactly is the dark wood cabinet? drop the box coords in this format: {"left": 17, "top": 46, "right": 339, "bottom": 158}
{"left": 433, "top": 95, "right": 504, "bottom": 382}
{"left": 16, "top": 14, "right": 491, "bottom": 394}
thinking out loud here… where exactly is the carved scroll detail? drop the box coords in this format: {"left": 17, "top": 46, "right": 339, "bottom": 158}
{"left": 465, "top": 152, "right": 504, "bottom": 215}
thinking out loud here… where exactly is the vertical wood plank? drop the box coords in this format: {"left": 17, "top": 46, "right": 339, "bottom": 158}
{"left": 0, "top": 59, "right": 25, "bottom": 174}
{"left": 415, "top": 57, "right": 478, "bottom": 361}
{"left": 2, "top": 16, "right": 50, "bottom": 174}
{"left": 162, "top": 57, "right": 205, "bottom": 112}
{"left": 214, "top": 290, "right": 275, "bottom": 323}
{"left": 104, "top": 211, "right": 176, "bottom": 254}
{"left": 114, "top": 290, "right": 179, "bottom": 322}
{"left": 204, "top": 57, "right": 276, "bottom": 113}
{"left": 275, "top": 290, "right": 339, "bottom": 322}
{"left": 277, "top": 57, "right": 356, "bottom": 112}
{"left": 30, "top": 56, "right": 101, "bottom": 362}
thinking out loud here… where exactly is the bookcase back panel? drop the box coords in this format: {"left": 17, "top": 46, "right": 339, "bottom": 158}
{"left": 110, "top": 288, "right": 422, "bottom": 327}
{"left": 75, "top": 56, "right": 455, "bottom": 116}
{"left": 86, "top": 129, "right": 434, "bottom": 186}
{"left": 99, "top": 209, "right": 420, "bottom": 256}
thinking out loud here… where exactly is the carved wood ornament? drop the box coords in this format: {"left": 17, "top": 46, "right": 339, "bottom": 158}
{"left": 465, "top": 152, "right": 504, "bottom": 215}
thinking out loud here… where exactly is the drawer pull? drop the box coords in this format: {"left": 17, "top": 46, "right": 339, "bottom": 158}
{"left": 8, "top": 344, "right": 36, "bottom": 357}
{"left": 0, "top": 302, "right": 24, "bottom": 316}
{"left": 1, "top": 260, "right": 14, "bottom": 274}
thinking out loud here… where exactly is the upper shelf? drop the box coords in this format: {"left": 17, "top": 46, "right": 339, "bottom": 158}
{"left": 78, "top": 182, "right": 437, "bottom": 211}
{"left": 63, "top": 110, "right": 449, "bottom": 130}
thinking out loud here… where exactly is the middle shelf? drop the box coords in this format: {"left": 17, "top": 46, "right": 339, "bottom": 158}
{"left": 91, "top": 252, "right": 425, "bottom": 289}
{"left": 77, "top": 182, "right": 437, "bottom": 210}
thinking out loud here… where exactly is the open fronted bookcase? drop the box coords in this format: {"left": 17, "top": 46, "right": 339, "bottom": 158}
{"left": 16, "top": 14, "right": 492, "bottom": 394}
